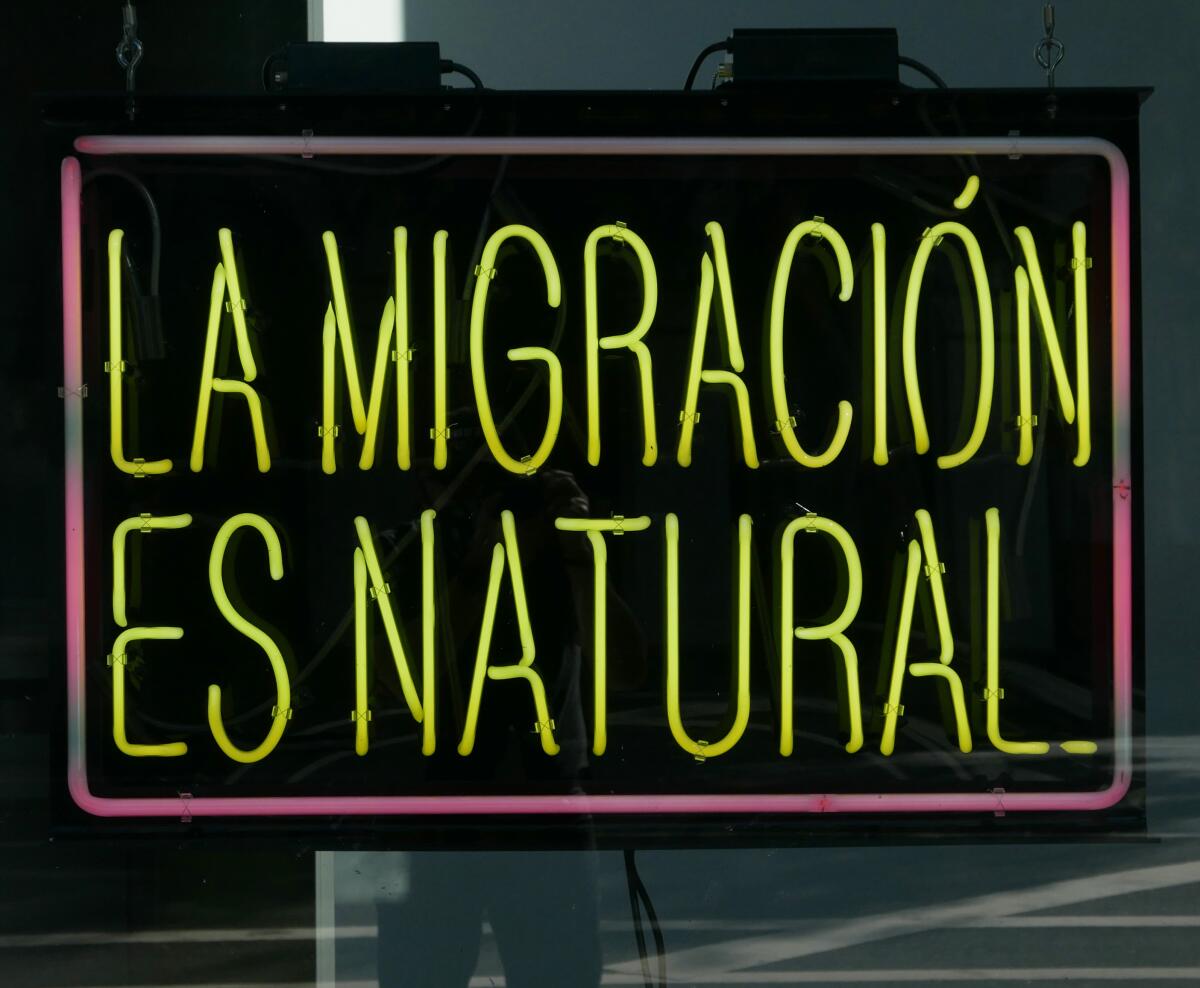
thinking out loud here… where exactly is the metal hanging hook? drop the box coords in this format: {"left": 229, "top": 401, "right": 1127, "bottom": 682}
{"left": 1034, "top": 2, "right": 1065, "bottom": 90}
{"left": 115, "top": 1, "right": 143, "bottom": 121}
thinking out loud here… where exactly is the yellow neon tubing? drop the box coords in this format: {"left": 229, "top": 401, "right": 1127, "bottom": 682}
{"left": 584, "top": 224, "right": 659, "bottom": 467}
{"left": 1015, "top": 266, "right": 1034, "bottom": 465}
{"left": 217, "top": 228, "right": 257, "bottom": 380}
{"left": 352, "top": 547, "right": 370, "bottom": 755}
{"left": 880, "top": 539, "right": 922, "bottom": 756}
{"left": 357, "top": 296, "right": 398, "bottom": 472}
{"left": 190, "top": 263, "right": 271, "bottom": 472}
{"left": 908, "top": 661, "right": 973, "bottom": 753}
{"left": 953, "top": 175, "right": 980, "bottom": 211}
{"left": 985, "top": 508, "right": 1049, "bottom": 754}
{"left": 663, "top": 513, "right": 751, "bottom": 759}
{"left": 394, "top": 227, "right": 412, "bottom": 470}
{"left": 321, "top": 231, "right": 368, "bottom": 433}
{"left": 704, "top": 222, "right": 745, "bottom": 369}
{"left": 353, "top": 515, "right": 424, "bottom": 722}
{"left": 107, "top": 229, "right": 172, "bottom": 475}
{"left": 469, "top": 225, "right": 563, "bottom": 475}
{"left": 1012, "top": 226, "right": 1077, "bottom": 424}
{"left": 881, "top": 533, "right": 973, "bottom": 756}
{"left": 419, "top": 509, "right": 437, "bottom": 755}
{"left": 779, "top": 514, "right": 864, "bottom": 755}
{"left": 458, "top": 511, "right": 559, "bottom": 756}
{"left": 1071, "top": 222, "right": 1091, "bottom": 467}
{"left": 112, "top": 513, "right": 193, "bottom": 627}
{"left": 768, "top": 219, "right": 854, "bottom": 468}
{"left": 207, "top": 513, "right": 290, "bottom": 763}
{"left": 321, "top": 304, "right": 337, "bottom": 474}
{"left": 110, "top": 626, "right": 188, "bottom": 757}
{"left": 872, "top": 223, "right": 889, "bottom": 466}
{"left": 902, "top": 222, "right": 995, "bottom": 469}
{"left": 677, "top": 255, "right": 760, "bottom": 468}
{"left": 914, "top": 509, "right": 953, "bottom": 665}
{"left": 432, "top": 230, "right": 449, "bottom": 470}
{"left": 554, "top": 515, "right": 652, "bottom": 755}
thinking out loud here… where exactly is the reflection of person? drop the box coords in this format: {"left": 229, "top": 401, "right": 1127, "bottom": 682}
{"left": 375, "top": 461, "right": 643, "bottom": 987}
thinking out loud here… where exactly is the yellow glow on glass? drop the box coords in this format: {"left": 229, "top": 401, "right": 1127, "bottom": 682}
{"left": 190, "top": 261, "right": 271, "bottom": 472}
{"left": 207, "top": 513, "right": 290, "bottom": 763}
{"left": 584, "top": 223, "right": 659, "bottom": 467}
{"left": 1012, "top": 226, "right": 1076, "bottom": 422}
{"left": 914, "top": 509, "right": 953, "bottom": 665}
{"left": 321, "top": 304, "right": 337, "bottom": 474}
{"left": 880, "top": 516, "right": 972, "bottom": 756}
{"left": 902, "top": 222, "right": 995, "bottom": 469}
{"left": 663, "top": 513, "right": 751, "bottom": 759}
{"left": 419, "top": 509, "right": 437, "bottom": 755}
{"left": 677, "top": 253, "right": 760, "bottom": 468}
{"left": 352, "top": 515, "right": 424, "bottom": 723}
{"left": 554, "top": 515, "right": 651, "bottom": 755}
{"left": 1071, "top": 222, "right": 1092, "bottom": 467}
{"left": 985, "top": 508, "right": 1049, "bottom": 754}
{"left": 110, "top": 626, "right": 188, "bottom": 757}
{"left": 953, "top": 175, "right": 980, "bottom": 210}
{"left": 320, "top": 231, "right": 410, "bottom": 473}
{"left": 394, "top": 226, "right": 412, "bottom": 470}
{"left": 779, "top": 514, "right": 864, "bottom": 755}
{"left": 350, "top": 512, "right": 438, "bottom": 755}
{"left": 1013, "top": 224, "right": 1092, "bottom": 466}
{"left": 217, "top": 228, "right": 256, "bottom": 379}
{"left": 768, "top": 219, "right": 854, "bottom": 468}
{"left": 112, "top": 513, "right": 192, "bottom": 627}
{"left": 107, "top": 229, "right": 172, "bottom": 476}
{"left": 352, "top": 547, "right": 370, "bottom": 755}
{"left": 458, "top": 510, "right": 560, "bottom": 756}
{"left": 1061, "top": 740, "right": 1098, "bottom": 754}
{"left": 872, "top": 222, "right": 889, "bottom": 466}
{"left": 1015, "top": 266, "right": 1035, "bottom": 465}
{"left": 432, "top": 230, "right": 449, "bottom": 470}
{"left": 469, "top": 226, "right": 563, "bottom": 475}
{"left": 321, "top": 231, "right": 368, "bottom": 434}
{"left": 704, "top": 222, "right": 744, "bottom": 367}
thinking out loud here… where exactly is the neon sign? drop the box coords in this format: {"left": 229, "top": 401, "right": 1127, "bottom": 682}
{"left": 61, "top": 135, "right": 1133, "bottom": 819}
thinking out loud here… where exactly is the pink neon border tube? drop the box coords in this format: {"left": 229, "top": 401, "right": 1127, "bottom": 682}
{"left": 62, "top": 136, "right": 1133, "bottom": 818}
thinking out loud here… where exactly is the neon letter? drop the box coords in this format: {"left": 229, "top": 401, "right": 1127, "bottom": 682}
{"left": 112, "top": 512, "right": 193, "bottom": 627}
{"left": 352, "top": 513, "right": 437, "bottom": 753}
{"left": 554, "top": 515, "right": 652, "bottom": 754}
{"left": 459, "top": 510, "right": 559, "bottom": 755}
{"left": 872, "top": 223, "right": 889, "bottom": 465}
{"left": 208, "top": 512, "right": 290, "bottom": 763}
{"left": 677, "top": 223, "right": 759, "bottom": 468}
{"left": 432, "top": 230, "right": 450, "bottom": 470}
{"left": 779, "top": 513, "right": 864, "bottom": 755}
{"left": 107, "top": 229, "right": 172, "bottom": 475}
{"left": 768, "top": 218, "right": 854, "bottom": 467}
{"left": 190, "top": 229, "right": 270, "bottom": 472}
{"left": 880, "top": 511, "right": 972, "bottom": 755}
{"left": 664, "top": 513, "right": 752, "bottom": 759}
{"left": 321, "top": 230, "right": 412, "bottom": 472}
{"left": 984, "top": 508, "right": 1049, "bottom": 753}
{"left": 902, "top": 222, "right": 995, "bottom": 469}
{"left": 1012, "top": 223, "right": 1091, "bottom": 466}
{"left": 584, "top": 223, "right": 658, "bottom": 466}
{"left": 109, "top": 627, "right": 188, "bottom": 757}
{"left": 1015, "top": 266, "right": 1035, "bottom": 465}
{"left": 469, "top": 225, "right": 563, "bottom": 475}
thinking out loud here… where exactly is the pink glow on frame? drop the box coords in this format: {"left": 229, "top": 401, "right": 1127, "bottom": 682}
{"left": 62, "top": 137, "right": 1134, "bottom": 818}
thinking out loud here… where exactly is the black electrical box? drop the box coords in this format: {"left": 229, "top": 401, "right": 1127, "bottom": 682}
{"left": 268, "top": 41, "right": 443, "bottom": 94}
{"left": 730, "top": 28, "right": 899, "bottom": 85}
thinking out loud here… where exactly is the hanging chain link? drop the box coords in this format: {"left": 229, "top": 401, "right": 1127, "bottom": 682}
{"left": 1034, "top": 3, "right": 1065, "bottom": 90}
{"left": 115, "top": 2, "right": 143, "bottom": 121}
